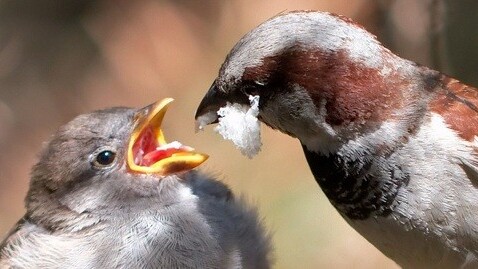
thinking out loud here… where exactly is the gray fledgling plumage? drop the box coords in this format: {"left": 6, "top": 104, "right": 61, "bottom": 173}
{"left": 0, "top": 106, "right": 271, "bottom": 269}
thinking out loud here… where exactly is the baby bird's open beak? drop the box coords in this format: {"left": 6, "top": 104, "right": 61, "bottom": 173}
{"left": 127, "top": 98, "right": 208, "bottom": 175}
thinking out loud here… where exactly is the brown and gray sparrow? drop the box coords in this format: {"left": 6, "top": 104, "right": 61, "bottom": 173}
{"left": 196, "top": 11, "right": 478, "bottom": 268}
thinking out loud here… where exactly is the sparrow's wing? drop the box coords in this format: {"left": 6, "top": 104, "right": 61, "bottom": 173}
{"left": 429, "top": 75, "right": 478, "bottom": 187}
{"left": 429, "top": 76, "right": 478, "bottom": 142}
{"left": 458, "top": 158, "right": 478, "bottom": 186}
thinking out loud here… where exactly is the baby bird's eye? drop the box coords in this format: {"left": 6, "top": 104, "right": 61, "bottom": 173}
{"left": 94, "top": 150, "right": 116, "bottom": 167}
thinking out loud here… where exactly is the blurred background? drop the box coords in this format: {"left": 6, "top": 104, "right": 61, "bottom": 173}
{"left": 0, "top": 0, "right": 477, "bottom": 268}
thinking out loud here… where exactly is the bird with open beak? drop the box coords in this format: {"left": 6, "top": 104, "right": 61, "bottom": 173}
{"left": 0, "top": 98, "right": 271, "bottom": 269}
{"left": 195, "top": 11, "right": 478, "bottom": 268}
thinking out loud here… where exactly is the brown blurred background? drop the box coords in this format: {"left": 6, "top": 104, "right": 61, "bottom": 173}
{"left": 0, "top": 1, "right": 477, "bottom": 268}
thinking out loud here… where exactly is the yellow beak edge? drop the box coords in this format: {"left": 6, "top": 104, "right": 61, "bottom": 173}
{"left": 127, "top": 98, "right": 209, "bottom": 175}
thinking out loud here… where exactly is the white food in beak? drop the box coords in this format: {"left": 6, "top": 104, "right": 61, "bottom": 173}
{"left": 195, "top": 111, "right": 218, "bottom": 133}
{"left": 214, "top": 95, "right": 262, "bottom": 158}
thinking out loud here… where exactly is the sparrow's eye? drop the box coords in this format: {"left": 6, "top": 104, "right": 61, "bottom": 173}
{"left": 243, "top": 86, "right": 259, "bottom": 96}
{"left": 242, "top": 81, "right": 266, "bottom": 96}
{"left": 94, "top": 150, "right": 116, "bottom": 167}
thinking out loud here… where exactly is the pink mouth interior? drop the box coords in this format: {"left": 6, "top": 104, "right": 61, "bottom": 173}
{"left": 132, "top": 126, "right": 193, "bottom": 167}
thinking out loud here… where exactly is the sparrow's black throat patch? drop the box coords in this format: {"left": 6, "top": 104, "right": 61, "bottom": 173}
{"left": 302, "top": 145, "right": 410, "bottom": 220}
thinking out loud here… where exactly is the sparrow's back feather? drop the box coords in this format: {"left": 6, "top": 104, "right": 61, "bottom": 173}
{"left": 430, "top": 76, "right": 478, "bottom": 141}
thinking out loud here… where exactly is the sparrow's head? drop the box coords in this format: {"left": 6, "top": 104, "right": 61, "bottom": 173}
{"left": 28, "top": 99, "right": 208, "bottom": 227}
{"left": 196, "top": 11, "right": 425, "bottom": 153}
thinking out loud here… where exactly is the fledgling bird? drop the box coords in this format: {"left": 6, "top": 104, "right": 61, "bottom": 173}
{"left": 0, "top": 99, "right": 271, "bottom": 269}
{"left": 195, "top": 11, "right": 478, "bottom": 268}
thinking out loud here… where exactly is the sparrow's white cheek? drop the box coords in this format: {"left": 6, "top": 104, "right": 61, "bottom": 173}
{"left": 261, "top": 85, "right": 339, "bottom": 154}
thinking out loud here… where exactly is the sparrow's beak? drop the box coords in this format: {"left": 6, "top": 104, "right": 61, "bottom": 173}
{"left": 194, "top": 81, "right": 225, "bottom": 124}
{"left": 127, "top": 98, "right": 208, "bottom": 175}
{"left": 194, "top": 79, "right": 249, "bottom": 124}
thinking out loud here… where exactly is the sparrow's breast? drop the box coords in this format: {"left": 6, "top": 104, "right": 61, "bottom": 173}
{"left": 347, "top": 112, "right": 478, "bottom": 268}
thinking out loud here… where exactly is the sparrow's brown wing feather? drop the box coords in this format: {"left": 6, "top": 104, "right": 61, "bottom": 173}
{"left": 429, "top": 76, "right": 478, "bottom": 141}
{"left": 429, "top": 76, "right": 478, "bottom": 187}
